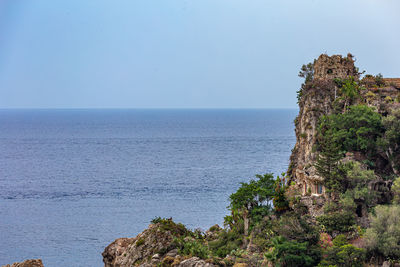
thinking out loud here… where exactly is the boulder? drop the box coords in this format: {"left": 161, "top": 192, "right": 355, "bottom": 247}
{"left": 103, "top": 220, "right": 190, "bottom": 267}
{"left": 2, "top": 259, "right": 44, "bottom": 267}
{"left": 178, "top": 257, "right": 215, "bottom": 267}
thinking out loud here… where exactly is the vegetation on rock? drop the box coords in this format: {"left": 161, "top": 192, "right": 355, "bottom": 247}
{"left": 103, "top": 54, "right": 400, "bottom": 267}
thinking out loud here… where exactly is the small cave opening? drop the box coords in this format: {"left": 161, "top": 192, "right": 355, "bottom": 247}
{"left": 356, "top": 204, "right": 363, "bottom": 217}
{"left": 327, "top": 69, "right": 333, "bottom": 74}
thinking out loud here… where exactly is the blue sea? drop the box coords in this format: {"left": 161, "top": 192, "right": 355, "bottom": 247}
{"left": 0, "top": 109, "right": 296, "bottom": 267}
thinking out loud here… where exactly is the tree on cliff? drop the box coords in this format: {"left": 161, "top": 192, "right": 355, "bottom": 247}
{"left": 228, "top": 173, "right": 275, "bottom": 236}
{"left": 317, "top": 105, "right": 383, "bottom": 157}
{"left": 378, "top": 108, "right": 400, "bottom": 175}
{"left": 334, "top": 77, "right": 361, "bottom": 111}
{"left": 297, "top": 61, "right": 315, "bottom": 103}
{"left": 315, "top": 132, "right": 345, "bottom": 193}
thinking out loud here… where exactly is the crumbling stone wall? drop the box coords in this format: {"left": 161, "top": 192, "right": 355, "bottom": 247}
{"left": 313, "top": 53, "right": 359, "bottom": 80}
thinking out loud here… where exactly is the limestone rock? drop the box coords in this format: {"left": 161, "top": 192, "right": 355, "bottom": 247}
{"left": 102, "top": 221, "right": 189, "bottom": 267}
{"left": 288, "top": 53, "right": 399, "bottom": 219}
{"left": 102, "top": 237, "right": 134, "bottom": 267}
{"left": 1, "top": 259, "right": 44, "bottom": 267}
{"left": 178, "top": 257, "right": 215, "bottom": 267}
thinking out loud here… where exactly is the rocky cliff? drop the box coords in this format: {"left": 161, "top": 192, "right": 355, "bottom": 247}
{"left": 102, "top": 220, "right": 222, "bottom": 267}
{"left": 102, "top": 54, "right": 400, "bottom": 267}
{"left": 288, "top": 53, "right": 399, "bottom": 217}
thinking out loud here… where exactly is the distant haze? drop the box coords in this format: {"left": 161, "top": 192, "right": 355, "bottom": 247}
{"left": 0, "top": 0, "right": 399, "bottom": 109}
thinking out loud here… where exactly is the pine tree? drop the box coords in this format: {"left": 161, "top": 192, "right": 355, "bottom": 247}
{"left": 315, "top": 131, "right": 345, "bottom": 193}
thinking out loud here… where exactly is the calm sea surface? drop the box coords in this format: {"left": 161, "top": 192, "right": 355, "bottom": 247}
{"left": 0, "top": 109, "right": 296, "bottom": 267}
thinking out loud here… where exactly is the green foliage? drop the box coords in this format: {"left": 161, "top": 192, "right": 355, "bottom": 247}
{"left": 317, "top": 210, "right": 355, "bottom": 234}
{"left": 136, "top": 238, "right": 145, "bottom": 247}
{"left": 365, "top": 205, "right": 400, "bottom": 258}
{"left": 273, "top": 175, "right": 290, "bottom": 213}
{"left": 339, "top": 193, "right": 357, "bottom": 211}
{"left": 378, "top": 108, "right": 400, "bottom": 174}
{"left": 177, "top": 238, "right": 209, "bottom": 259}
{"left": 334, "top": 77, "right": 362, "bottom": 110}
{"left": 365, "top": 91, "right": 376, "bottom": 104}
{"left": 208, "top": 229, "right": 242, "bottom": 258}
{"left": 385, "top": 96, "right": 393, "bottom": 103}
{"left": 340, "top": 161, "right": 377, "bottom": 208}
{"left": 318, "top": 105, "right": 383, "bottom": 156}
{"left": 392, "top": 177, "right": 400, "bottom": 204}
{"left": 319, "top": 244, "right": 366, "bottom": 267}
{"left": 332, "top": 234, "right": 348, "bottom": 247}
{"left": 315, "top": 134, "right": 345, "bottom": 192}
{"left": 274, "top": 213, "right": 320, "bottom": 245}
{"left": 299, "top": 62, "right": 315, "bottom": 83}
{"left": 316, "top": 105, "right": 384, "bottom": 189}
{"left": 345, "top": 161, "right": 375, "bottom": 188}
{"left": 297, "top": 61, "right": 315, "bottom": 103}
{"left": 229, "top": 173, "right": 275, "bottom": 213}
{"left": 228, "top": 173, "right": 287, "bottom": 233}
{"left": 314, "top": 105, "right": 382, "bottom": 192}
{"left": 265, "top": 236, "right": 318, "bottom": 267}
{"left": 150, "top": 217, "right": 190, "bottom": 237}
{"left": 374, "top": 73, "right": 385, "bottom": 87}
{"left": 251, "top": 218, "right": 274, "bottom": 250}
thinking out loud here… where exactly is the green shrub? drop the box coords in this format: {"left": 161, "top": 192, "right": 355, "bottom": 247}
{"left": 335, "top": 76, "right": 362, "bottom": 110}
{"left": 332, "top": 234, "right": 348, "bottom": 247}
{"left": 317, "top": 211, "right": 355, "bottom": 234}
{"left": 274, "top": 213, "right": 320, "bottom": 245}
{"left": 377, "top": 108, "right": 400, "bottom": 175}
{"left": 319, "top": 244, "right": 366, "bottom": 267}
{"left": 178, "top": 239, "right": 209, "bottom": 259}
{"left": 385, "top": 96, "right": 393, "bottom": 103}
{"left": 297, "top": 61, "right": 315, "bottom": 103}
{"left": 273, "top": 175, "right": 289, "bottom": 213}
{"left": 317, "top": 105, "right": 383, "bottom": 156}
{"left": 228, "top": 173, "right": 276, "bottom": 233}
{"left": 150, "top": 217, "right": 190, "bottom": 237}
{"left": 208, "top": 229, "right": 242, "bottom": 258}
{"left": 365, "top": 91, "right": 376, "bottom": 102}
{"left": 374, "top": 73, "right": 385, "bottom": 87}
{"left": 365, "top": 205, "right": 400, "bottom": 258}
{"left": 136, "top": 238, "right": 145, "bottom": 247}
{"left": 392, "top": 177, "right": 400, "bottom": 204}
{"left": 265, "top": 236, "right": 320, "bottom": 267}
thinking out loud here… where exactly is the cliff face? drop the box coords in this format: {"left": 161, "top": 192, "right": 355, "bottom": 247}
{"left": 289, "top": 54, "right": 358, "bottom": 202}
{"left": 102, "top": 54, "right": 400, "bottom": 267}
{"left": 290, "top": 54, "right": 360, "bottom": 174}
{"left": 288, "top": 53, "right": 399, "bottom": 217}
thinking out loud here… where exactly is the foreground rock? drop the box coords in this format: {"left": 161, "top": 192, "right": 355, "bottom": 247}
{"left": 1, "top": 259, "right": 44, "bottom": 267}
{"left": 102, "top": 219, "right": 218, "bottom": 267}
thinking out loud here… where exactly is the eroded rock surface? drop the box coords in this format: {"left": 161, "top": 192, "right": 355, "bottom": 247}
{"left": 1, "top": 259, "right": 44, "bottom": 267}
{"left": 102, "top": 220, "right": 211, "bottom": 267}
{"left": 288, "top": 53, "right": 398, "bottom": 217}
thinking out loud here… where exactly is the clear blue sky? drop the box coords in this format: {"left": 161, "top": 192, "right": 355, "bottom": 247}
{"left": 0, "top": 0, "right": 399, "bottom": 108}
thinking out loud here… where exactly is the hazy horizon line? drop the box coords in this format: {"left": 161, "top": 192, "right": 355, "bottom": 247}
{"left": 0, "top": 107, "right": 299, "bottom": 110}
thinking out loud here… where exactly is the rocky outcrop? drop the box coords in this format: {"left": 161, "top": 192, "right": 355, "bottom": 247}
{"left": 313, "top": 53, "right": 359, "bottom": 80}
{"left": 288, "top": 54, "right": 353, "bottom": 201}
{"left": 102, "top": 220, "right": 219, "bottom": 267}
{"left": 103, "top": 222, "right": 181, "bottom": 267}
{"left": 288, "top": 53, "right": 399, "bottom": 217}
{"left": 1, "top": 259, "right": 44, "bottom": 267}
{"left": 178, "top": 257, "right": 215, "bottom": 267}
